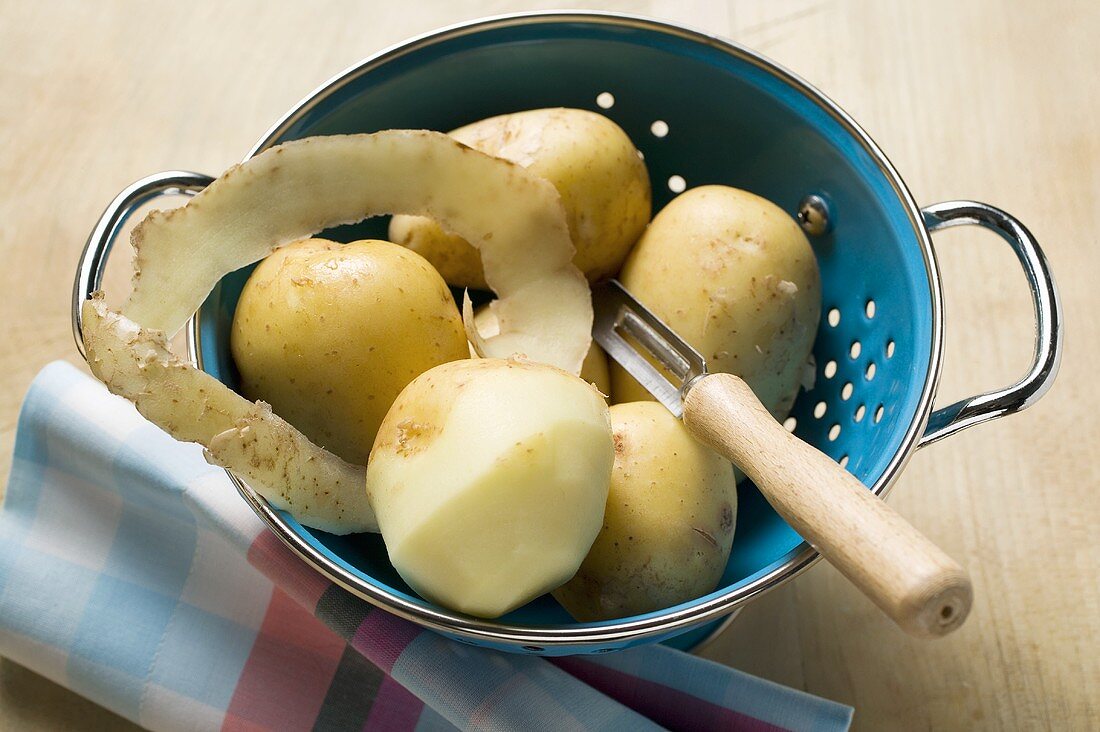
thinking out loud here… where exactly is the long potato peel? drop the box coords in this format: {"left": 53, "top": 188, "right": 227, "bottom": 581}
{"left": 82, "top": 296, "right": 376, "bottom": 534}
{"left": 84, "top": 130, "right": 591, "bottom": 534}
{"left": 124, "top": 130, "right": 591, "bottom": 374}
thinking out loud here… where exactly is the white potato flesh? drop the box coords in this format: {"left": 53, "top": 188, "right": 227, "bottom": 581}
{"left": 81, "top": 296, "right": 376, "bottom": 534}
{"left": 124, "top": 130, "right": 590, "bottom": 374}
{"left": 366, "top": 358, "right": 613, "bottom": 618}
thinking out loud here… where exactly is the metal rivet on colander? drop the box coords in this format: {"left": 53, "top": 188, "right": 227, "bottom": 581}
{"left": 797, "top": 194, "right": 832, "bottom": 236}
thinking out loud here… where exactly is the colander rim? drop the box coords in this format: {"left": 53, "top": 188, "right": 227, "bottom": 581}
{"left": 190, "top": 9, "right": 945, "bottom": 649}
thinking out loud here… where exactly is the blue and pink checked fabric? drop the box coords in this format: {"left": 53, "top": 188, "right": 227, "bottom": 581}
{"left": 0, "top": 362, "right": 853, "bottom": 731}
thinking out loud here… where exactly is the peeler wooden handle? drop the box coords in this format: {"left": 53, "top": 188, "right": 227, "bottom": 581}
{"left": 682, "top": 372, "right": 972, "bottom": 638}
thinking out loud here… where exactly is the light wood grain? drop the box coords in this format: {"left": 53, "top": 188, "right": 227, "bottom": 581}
{"left": 1, "top": 1, "right": 1097, "bottom": 730}
{"left": 683, "top": 373, "right": 972, "bottom": 638}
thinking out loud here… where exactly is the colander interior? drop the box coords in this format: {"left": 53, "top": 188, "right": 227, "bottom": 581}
{"left": 197, "top": 17, "right": 935, "bottom": 638}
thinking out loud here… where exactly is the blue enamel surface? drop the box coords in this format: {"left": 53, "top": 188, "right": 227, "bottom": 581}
{"left": 198, "top": 19, "right": 933, "bottom": 654}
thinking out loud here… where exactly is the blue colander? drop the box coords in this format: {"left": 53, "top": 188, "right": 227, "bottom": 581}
{"left": 73, "top": 12, "right": 1061, "bottom": 655}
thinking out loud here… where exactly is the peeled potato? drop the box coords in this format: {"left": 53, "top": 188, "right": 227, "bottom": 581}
{"left": 472, "top": 305, "right": 610, "bottom": 395}
{"left": 231, "top": 238, "right": 468, "bottom": 466}
{"left": 367, "top": 358, "right": 613, "bottom": 618}
{"left": 553, "top": 402, "right": 737, "bottom": 621}
{"left": 390, "top": 108, "right": 651, "bottom": 289}
{"left": 612, "top": 186, "right": 820, "bottom": 421}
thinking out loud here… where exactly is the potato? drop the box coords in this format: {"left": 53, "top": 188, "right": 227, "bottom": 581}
{"left": 366, "top": 358, "right": 613, "bottom": 618}
{"left": 553, "top": 402, "right": 737, "bottom": 621}
{"left": 389, "top": 108, "right": 651, "bottom": 289}
{"left": 472, "top": 305, "right": 610, "bottom": 395}
{"left": 611, "top": 185, "right": 820, "bottom": 422}
{"left": 231, "top": 238, "right": 468, "bottom": 466}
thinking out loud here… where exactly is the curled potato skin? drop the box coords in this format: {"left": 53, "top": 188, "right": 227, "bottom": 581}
{"left": 123, "top": 130, "right": 591, "bottom": 374}
{"left": 80, "top": 129, "right": 594, "bottom": 536}
{"left": 82, "top": 295, "right": 376, "bottom": 534}
{"left": 471, "top": 303, "right": 611, "bottom": 396}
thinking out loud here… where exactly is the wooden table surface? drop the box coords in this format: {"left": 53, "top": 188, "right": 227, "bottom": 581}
{"left": 2, "top": 1, "right": 1097, "bottom": 729}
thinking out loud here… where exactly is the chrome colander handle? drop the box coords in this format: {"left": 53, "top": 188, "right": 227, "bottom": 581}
{"left": 72, "top": 171, "right": 214, "bottom": 357}
{"left": 918, "top": 201, "right": 1062, "bottom": 447}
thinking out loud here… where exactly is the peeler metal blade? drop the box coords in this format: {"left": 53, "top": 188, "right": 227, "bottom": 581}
{"left": 591, "top": 281, "right": 708, "bottom": 418}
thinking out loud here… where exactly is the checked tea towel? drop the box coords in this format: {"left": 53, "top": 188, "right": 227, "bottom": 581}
{"left": 0, "top": 361, "right": 853, "bottom": 731}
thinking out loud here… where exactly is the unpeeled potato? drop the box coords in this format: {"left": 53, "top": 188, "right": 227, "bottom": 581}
{"left": 553, "top": 402, "right": 737, "bottom": 621}
{"left": 231, "top": 238, "right": 469, "bottom": 466}
{"left": 367, "top": 358, "right": 614, "bottom": 618}
{"left": 389, "top": 108, "right": 651, "bottom": 289}
{"left": 612, "top": 186, "right": 821, "bottom": 422}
